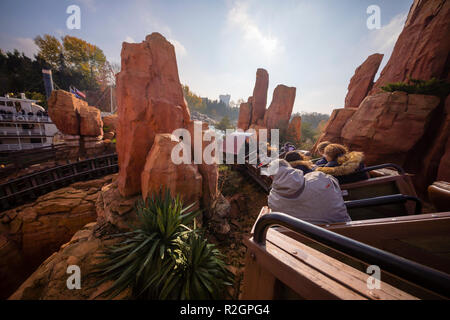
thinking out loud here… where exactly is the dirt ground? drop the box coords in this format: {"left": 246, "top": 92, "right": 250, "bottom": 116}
{"left": 206, "top": 165, "right": 268, "bottom": 299}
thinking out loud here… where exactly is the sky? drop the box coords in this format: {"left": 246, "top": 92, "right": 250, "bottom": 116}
{"left": 0, "top": 0, "right": 413, "bottom": 115}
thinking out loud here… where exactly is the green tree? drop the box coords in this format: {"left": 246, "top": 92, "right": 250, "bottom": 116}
{"left": 215, "top": 116, "right": 234, "bottom": 131}
{"left": 34, "top": 34, "right": 63, "bottom": 69}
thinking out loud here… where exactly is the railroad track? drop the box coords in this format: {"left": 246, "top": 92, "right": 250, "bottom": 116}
{"left": 0, "top": 153, "right": 118, "bottom": 212}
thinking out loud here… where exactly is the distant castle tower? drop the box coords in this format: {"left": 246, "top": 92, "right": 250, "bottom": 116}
{"left": 219, "top": 94, "right": 231, "bottom": 106}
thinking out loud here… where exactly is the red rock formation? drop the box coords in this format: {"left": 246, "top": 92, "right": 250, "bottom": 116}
{"left": 102, "top": 114, "right": 118, "bottom": 133}
{"left": 371, "top": 0, "right": 450, "bottom": 94}
{"left": 345, "top": 54, "right": 383, "bottom": 108}
{"left": 48, "top": 90, "right": 84, "bottom": 135}
{"left": 287, "top": 115, "right": 302, "bottom": 142}
{"left": 141, "top": 134, "right": 203, "bottom": 206}
{"left": 312, "top": 108, "right": 357, "bottom": 152}
{"left": 0, "top": 175, "right": 114, "bottom": 299}
{"left": 79, "top": 105, "right": 103, "bottom": 136}
{"left": 116, "top": 33, "right": 191, "bottom": 197}
{"left": 237, "top": 101, "right": 252, "bottom": 130}
{"left": 264, "top": 85, "right": 296, "bottom": 131}
{"left": 9, "top": 222, "right": 132, "bottom": 300}
{"left": 48, "top": 90, "right": 104, "bottom": 137}
{"left": 436, "top": 96, "right": 450, "bottom": 181}
{"left": 251, "top": 68, "right": 269, "bottom": 124}
{"left": 340, "top": 92, "right": 441, "bottom": 165}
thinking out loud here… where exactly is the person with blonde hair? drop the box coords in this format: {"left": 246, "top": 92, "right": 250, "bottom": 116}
{"left": 315, "top": 143, "right": 369, "bottom": 184}
{"left": 315, "top": 141, "right": 332, "bottom": 166}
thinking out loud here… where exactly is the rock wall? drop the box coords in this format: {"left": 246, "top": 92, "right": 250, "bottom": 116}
{"left": 315, "top": 0, "right": 450, "bottom": 195}
{"left": 340, "top": 92, "right": 441, "bottom": 164}
{"left": 116, "top": 33, "right": 191, "bottom": 197}
{"left": 345, "top": 53, "right": 383, "bottom": 108}
{"left": 0, "top": 175, "right": 114, "bottom": 299}
{"left": 251, "top": 69, "right": 269, "bottom": 125}
{"left": 370, "top": 0, "right": 450, "bottom": 93}
{"left": 264, "top": 85, "right": 297, "bottom": 131}
{"left": 236, "top": 69, "right": 298, "bottom": 137}
{"left": 287, "top": 115, "right": 302, "bottom": 142}
{"left": 141, "top": 134, "right": 203, "bottom": 206}
{"left": 48, "top": 90, "right": 103, "bottom": 137}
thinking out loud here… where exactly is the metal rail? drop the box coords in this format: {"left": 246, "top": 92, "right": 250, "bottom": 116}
{"left": 345, "top": 194, "right": 422, "bottom": 215}
{"left": 237, "top": 161, "right": 408, "bottom": 195}
{"left": 358, "top": 163, "right": 405, "bottom": 175}
{"left": 0, "top": 153, "right": 118, "bottom": 212}
{"left": 253, "top": 212, "right": 450, "bottom": 298}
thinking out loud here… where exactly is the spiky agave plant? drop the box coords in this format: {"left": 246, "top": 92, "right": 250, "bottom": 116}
{"left": 90, "top": 188, "right": 233, "bottom": 300}
{"left": 158, "top": 231, "right": 234, "bottom": 300}
{"left": 90, "top": 189, "right": 199, "bottom": 299}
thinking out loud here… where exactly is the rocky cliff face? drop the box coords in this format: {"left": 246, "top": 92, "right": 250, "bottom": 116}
{"left": 340, "top": 92, "right": 441, "bottom": 164}
{"left": 264, "top": 85, "right": 297, "bottom": 131}
{"left": 115, "top": 33, "right": 218, "bottom": 213}
{"left": 345, "top": 54, "right": 384, "bottom": 108}
{"left": 0, "top": 175, "right": 114, "bottom": 299}
{"left": 116, "top": 33, "right": 191, "bottom": 197}
{"left": 236, "top": 69, "right": 300, "bottom": 137}
{"left": 314, "top": 0, "right": 450, "bottom": 195}
{"left": 370, "top": 0, "right": 450, "bottom": 93}
{"left": 48, "top": 90, "right": 103, "bottom": 137}
{"left": 251, "top": 69, "right": 269, "bottom": 125}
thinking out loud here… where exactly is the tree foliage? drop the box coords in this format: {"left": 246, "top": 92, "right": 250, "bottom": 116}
{"left": 0, "top": 34, "right": 113, "bottom": 109}
{"left": 183, "top": 85, "right": 239, "bottom": 122}
{"left": 381, "top": 77, "right": 450, "bottom": 97}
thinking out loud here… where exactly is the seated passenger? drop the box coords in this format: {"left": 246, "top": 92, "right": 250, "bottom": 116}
{"left": 315, "top": 144, "right": 369, "bottom": 184}
{"left": 284, "top": 150, "right": 313, "bottom": 174}
{"left": 314, "top": 141, "right": 331, "bottom": 167}
{"left": 267, "top": 159, "right": 351, "bottom": 225}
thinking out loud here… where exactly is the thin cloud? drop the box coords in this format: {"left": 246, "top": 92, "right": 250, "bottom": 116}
{"left": 227, "top": 0, "right": 283, "bottom": 57}
{"left": 368, "top": 12, "right": 407, "bottom": 53}
{"left": 169, "top": 38, "right": 187, "bottom": 58}
{"left": 1, "top": 37, "right": 38, "bottom": 58}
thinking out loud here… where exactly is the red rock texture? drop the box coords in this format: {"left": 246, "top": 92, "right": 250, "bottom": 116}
{"left": 287, "top": 115, "right": 302, "bottom": 142}
{"left": 371, "top": 0, "right": 450, "bottom": 94}
{"left": 0, "top": 175, "right": 114, "bottom": 299}
{"left": 237, "top": 101, "right": 252, "bottom": 130}
{"left": 313, "top": 108, "right": 358, "bottom": 151}
{"left": 141, "top": 134, "right": 203, "bottom": 206}
{"left": 79, "top": 105, "right": 103, "bottom": 136}
{"left": 340, "top": 92, "right": 441, "bottom": 165}
{"left": 264, "top": 85, "right": 296, "bottom": 131}
{"left": 9, "top": 222, "right": 132, "bottom": 300}
{"left": 48, "top": 90, "right": 85, "bottom": 135}
{"left": 102, "top": 114, "right": 118, "bottom": 133}
{"left": 345, "top": 53, "right": 384, "bottom": 108}
{"left": 48, "top": 90, "right": 104, "bottom": 137}
{"left": 251, "top": 68, "right": 269, "bottom": 124}
{"left": 116, "top": 33, "right": 191, "bottom": 197}
{"left": 436, "top": 96, "right": 450, "bottom": 181}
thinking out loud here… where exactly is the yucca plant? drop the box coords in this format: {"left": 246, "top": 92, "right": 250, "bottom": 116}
{"left": 89, "top": 188, "right": 233, "bottom": 300}
{"left": 158, "top": 231, "right": 234, "bottom": 300}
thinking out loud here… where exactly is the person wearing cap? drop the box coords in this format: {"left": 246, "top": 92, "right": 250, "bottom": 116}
{"left": 267, "top": 159, "right": 351, "bottom": 225}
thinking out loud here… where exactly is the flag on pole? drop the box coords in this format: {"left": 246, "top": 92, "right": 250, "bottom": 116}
{"left": 70, "top": 86, "right": 86, "bottom": 100}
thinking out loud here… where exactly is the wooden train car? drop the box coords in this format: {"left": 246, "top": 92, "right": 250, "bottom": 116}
{"left": 242, "top": 207, "right": 450, "bottom": 300}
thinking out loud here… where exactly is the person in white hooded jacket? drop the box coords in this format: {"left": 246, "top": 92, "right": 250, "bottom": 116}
{"left": 267, "top": 159, "right": 351, "bottom": 225}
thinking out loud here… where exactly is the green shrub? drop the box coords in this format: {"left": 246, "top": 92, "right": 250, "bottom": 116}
{"left": 90, "top": 189, "right": 233, "bottom": 300}
{"left": 381, "top": 78, "right": 450, "bottom": 97}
